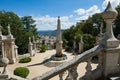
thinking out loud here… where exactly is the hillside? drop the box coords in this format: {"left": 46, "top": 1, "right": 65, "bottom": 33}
{"left": 38, "top": 30, "right": 64, "bottom": 36}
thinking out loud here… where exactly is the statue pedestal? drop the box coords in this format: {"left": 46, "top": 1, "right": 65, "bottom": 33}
{"left": 44, "top": 54, "right": 68, "bottom": 67}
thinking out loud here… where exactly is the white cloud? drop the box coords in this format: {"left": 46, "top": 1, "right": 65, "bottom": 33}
{"left": 34, "top": 15, "right": 75, "bottom": 30}
{"left": 75, "top": 15, "right": 88, "bottom": 21}
{"left": 102, "top": 0, "right": 120, "bottom": 9}
{"left": 69, "top": 15, "right": 73, "bottom": 18}
{"left": 74, "top": 5, "right": 100, "bottom": 16}
{"left": 86, "top": 5, "right": 100, "bottom": 16}
{"left": 74, "top": 5, "right": 100, "bottom": 21}
{"left": 34, "top": 0, "right": 120, "bottom": 30}
{"left": 74, "top": 8, "right": 85, "bottom": 15}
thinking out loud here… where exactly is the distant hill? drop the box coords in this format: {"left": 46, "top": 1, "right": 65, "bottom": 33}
{"left": 38, "top": 30, "right": 64, "bottom": 36}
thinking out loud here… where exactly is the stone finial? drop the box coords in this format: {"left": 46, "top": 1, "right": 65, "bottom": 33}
{"left": 7, "top": 24, "right": 11, "bottom": 35}
{"left": 29, "top": 37, "right": 31, "bottom": 42}
{"left": 0, "top": 24, "right": 2, "bottom": 35}
{"left": 80, "top": 36, "right": 84, "bottom": 43}
{"left": 102, "top": 1, "right": 118, "bottom": 20}
{"left": 33, "top": 36, "right": 35, "bottom": 42}
{"left": 100, "top": 1, "right": 119, "bottom": 48}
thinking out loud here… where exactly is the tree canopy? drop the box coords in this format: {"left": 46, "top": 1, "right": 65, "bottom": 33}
{"left": 0, "top": 11, "right": 38, "bottom": 54}
{"left": 63, "top": 4, "right": 120, "bottom": 52}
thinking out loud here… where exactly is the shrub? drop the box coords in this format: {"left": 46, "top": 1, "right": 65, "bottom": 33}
{"left": 65, "top": 46, "right": 72, "bottom": 52}
{"left": 40, "top": 45, "right": 47, "bottom": 53}
{"left": 19, "top": 57, "right": 31, "bottom": 63}
{"left": 14, "top": 67, "right": 29, "bottom": 78}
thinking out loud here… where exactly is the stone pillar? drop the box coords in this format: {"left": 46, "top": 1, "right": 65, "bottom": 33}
{"left": 0, "top": 25, "right": 5, "bottom": 58}
{"left": 14, "top": 45, "right": 18, "bottom": 59}
{"left": 101, "top": 2, "right": 120, "bottom": 77}
{"left": 33, "top": 36, "right": 37, "bottom": 54}
{"left": 7, "top": 25, "right": 16, "bottom": 64}
{"left": 96, "top": 23, "right": 104, "bottom": 44}
{"left": 56, "top": 16, "right": 63, "bottom": 57}
{"left": 72, "top": 41, "right": 76, "bottom": 55}
{"left": 78, "top": 36, "right": 84, "bottom": 54}
{"left": 1, "top": 42, "right": 5, "bottom": 58}
{"left": 9, "top": 41, "right": 16, "bottom": 64}
{"left": 28, "top": 37, "right": 33, "bottom": 57}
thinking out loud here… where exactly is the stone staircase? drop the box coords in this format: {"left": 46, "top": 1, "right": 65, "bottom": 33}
{"left": 1, "top": 1, "right": 120, "bottom": 80}
{"left": 32, "top": 45, "right": 103, "bottom": 80}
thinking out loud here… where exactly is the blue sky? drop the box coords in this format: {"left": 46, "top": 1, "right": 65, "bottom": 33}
{"left": 0, "top": 0, "right": 120, "bottom": 30}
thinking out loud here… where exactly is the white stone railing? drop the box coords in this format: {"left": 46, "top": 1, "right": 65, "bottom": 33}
{"left": 9, "top": 74, "right": 29, "bottom": 80}
{"left": 32, "top": 45, "right": 103, "bottom": 80}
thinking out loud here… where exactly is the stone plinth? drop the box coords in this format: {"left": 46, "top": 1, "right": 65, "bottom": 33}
{"left": 51, "top": 54, "right": 67, "bottom": 61}
{"left": 44, "top": 59, "right": 67, "bottom": 67}
{"left": 28, "top": 37, "right": 36, "bottom": 57}
{"left": 103, "top": 47, "right": 120, "bottom": 77}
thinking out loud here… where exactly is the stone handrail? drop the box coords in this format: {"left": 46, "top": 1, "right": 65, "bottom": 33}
{"left": 10, "top": 74, "right": 29, "bottom": 80}
{"left": 32, "top": 45, "right": 103, "bottom": 80}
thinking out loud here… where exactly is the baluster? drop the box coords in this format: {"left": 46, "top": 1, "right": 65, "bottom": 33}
{"left": 59, "top": 72, "right": 64, "bottom": 80}
{"left": 66, "top": 65, "right": 78, "bottom": 80}
{"left": 97, "top": 53, "right": 102, "bottom": 70}
{"left": 85, "top": 58, "right": 92, "bottom": 80}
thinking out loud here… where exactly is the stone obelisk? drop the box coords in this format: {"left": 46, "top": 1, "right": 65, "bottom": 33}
{"left": 51, "top": 16, "right": 67, "bottom": 61}
{"left": 56, "top": 16, "right": 63, "bottom": 57}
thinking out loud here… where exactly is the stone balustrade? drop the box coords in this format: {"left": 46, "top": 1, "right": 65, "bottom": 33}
{"left": 32, "top": 45, "right": 103, "bottom": 80}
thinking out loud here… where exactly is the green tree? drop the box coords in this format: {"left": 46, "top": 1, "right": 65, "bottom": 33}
{"left": 0, "top": 11, "right": 38, "bottom": 54}
{"left": 83, "top": 34, "right": 96, "bottom": 50}
{"left": 20, "top": 16, "right": 38, "bottom": 53}
{"left": 114, "top": 4, "right": 120, "bottom": 37}
{"left": 62, "top": 14, "right": 103, "bottom": 52}
{"left": 81, "top": 13, "right": 104, "bottom": 36}
{"left": 21, "top": 16, "right": 37, "bottom": 37}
